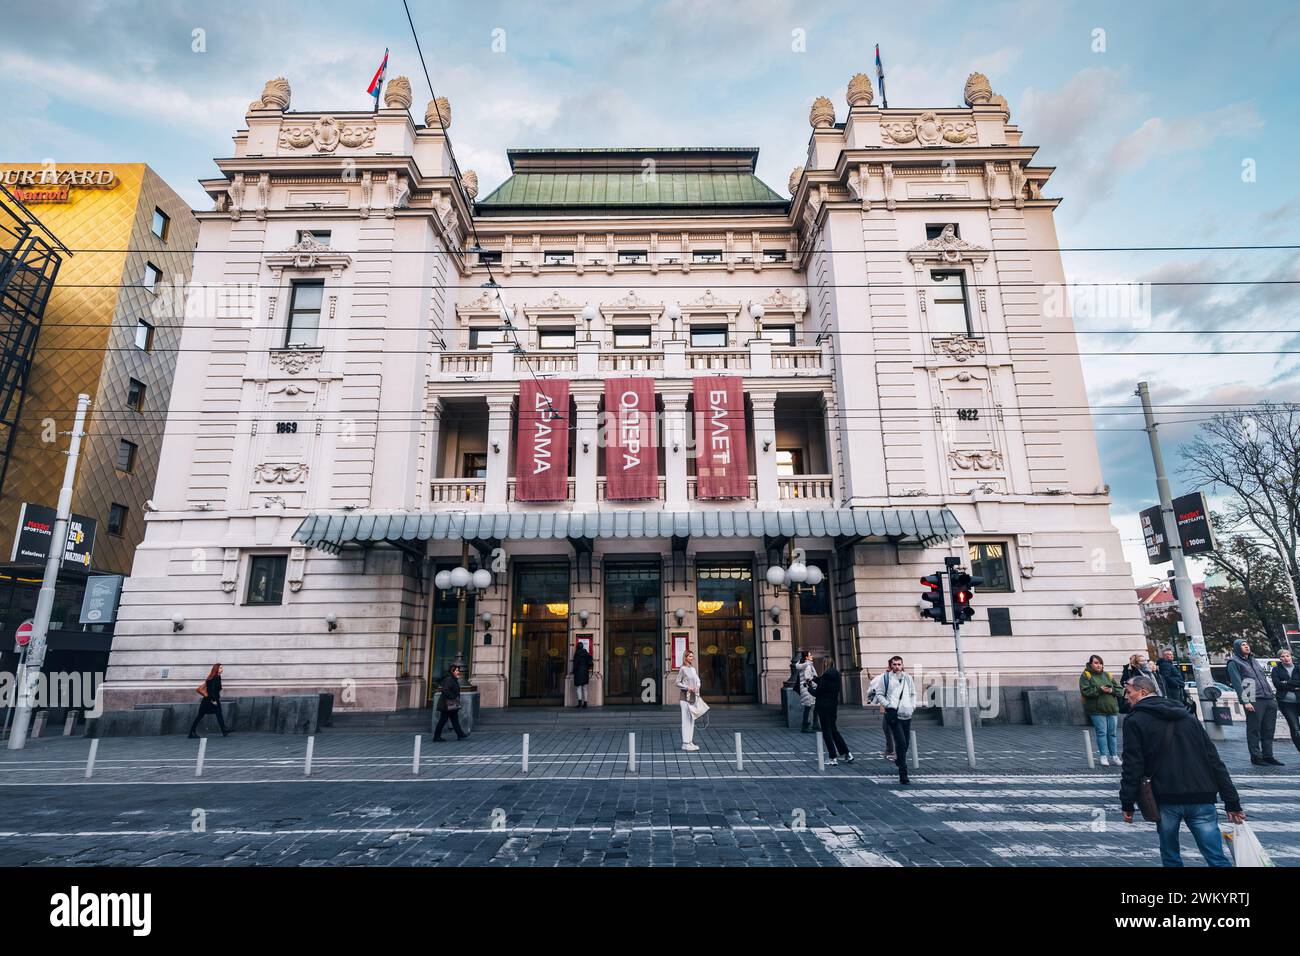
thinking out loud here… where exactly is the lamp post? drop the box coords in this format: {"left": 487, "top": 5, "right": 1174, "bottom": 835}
{"left": 766, "top": 546, "right": 824, "bottom": 657}
{"left": 433, "top": 545, "right": 494, "bottom": 684}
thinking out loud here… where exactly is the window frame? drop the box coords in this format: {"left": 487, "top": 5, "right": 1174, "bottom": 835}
{"left": 968, "top": 540, "right": 1014, "bottom": 593}
{"left": 691, "top": 249, "right": 724, "bottom": 265}
{"left": 537, "top": 327, "right": 576, "bottom": 350}
{"left": 468, "top": 327, "right": 509, "bottom": 350}
{"left": 126, "top": 377, "right": 147, "bottom": 412}
{"left": 285, "top": 279, "right": 325, "bottom": 349}
{"left": 926, "top": 223, "right": 960, "bottom": 241}
{"left": 762, "top": 324, "right": 796, "bottom": 346}
{"left": 613, "top": 326, "right": 652, "bottom": 349}
{"left": 151, "top": 208, "right": 170, "bottom": 241}
{"left": 142, "top": 261, "right": 162, "bottom": 292}
{"left": 115, "top": 439, "right": 138, "bottom": 473}
{"left": 461, "top": 452, "right": 488, "bottom": 479}
{"left": 107, "top": 503, "right": 129, "bottom": 537}
{"left": 775, "top": 448, "right": 805, "bottom": 476}
{"left": 689, "top": 325, "right": 729, "bottom": 349}
{"left": 929, "top": 269, "right": 972, "bottom": 336}
{"left": 134, "top": 318, "right": 154, "bottom": 352}
{"left": 542, "top": 250, "right": 574, "bottom": 266}
{"left": 762, "top": 248, "right": 788, "bottom": 263}
{"left": 245, "top": 553, "right": 289, "bottom": 607}
{"left": 616, "top": 249, "right": 648, "bottom": 265}
{"left": 297, "top": 229, "right": 332, "bottom": 246}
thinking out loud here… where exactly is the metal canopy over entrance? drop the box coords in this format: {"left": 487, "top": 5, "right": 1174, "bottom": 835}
{"left": 292, "top": 508, "right": 964, "bottom": 552}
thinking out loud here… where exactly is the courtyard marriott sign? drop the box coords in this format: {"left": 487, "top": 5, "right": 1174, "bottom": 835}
{"left": 1, "top": 167, "right": 119, "bottom": 204}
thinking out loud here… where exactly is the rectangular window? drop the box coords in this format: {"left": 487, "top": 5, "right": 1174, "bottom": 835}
{"left": 762, "top": 248, "right": 788, "bottom": 263}
{"left": 126, "top": 377, "right": 147, "bottom": 412}
{"left": 285, "top": 280, "right": 324, "bottom": 348}
{"left": 929, "top": 270, "right": 971, "bottom": 335}
{"left": 776, "top": 449, "right": 804, "bottom": 476}
{"left": 477, "top": 250, "right": 502, "bottom": 265}
{"left": 142, "top": 261, "right": 162, "bottom": 291}
{"left": 926, "top": 223, "right": 960, "bottom": 241}
{"left": 968, "top": 541, "right": 1012, "bottom": 592}
{"left": 617, "top": 249, "right": 648, "bottom": 264}
{"left": 107, "top": 503, "right": 128, "bottom": 536}
{"left": 469, "top": 327, "right": 509, "bottom": 349}
{"left": 690, "top": 325, "right": 728, "bottom": 348}
{"left": 135, "top": 319, "right": 154, "bottom": 352}
{"left": 151, "top": 208, "right": 170, "bottom": 241}
{"left": 542, "top": 250, "right": 573, "bottom": 266}
{"left": 246, "top": 554, "right": 288, "bottom": 606}
{"left": 762, "top": 325, "right": 796, "bottom": 346}
{"left": 613, "top": 327, "right": 651, "bottom": 349}
{"left": 461, "top": 452, "right": 488, "bottom": 479}
{"left": 692, "top": 249, "right": 723, "bottom": 264}
{"left": 297, "top": 229, "right": 331, "bottom": 246}
{"left": 538, "top": 328, "right": 575, "bottom": 350}
{"left": 116, "top": 439, "right": 137, "bottom": 472}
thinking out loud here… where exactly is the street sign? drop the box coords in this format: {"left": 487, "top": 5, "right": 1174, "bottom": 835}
{"left": 15, "top": 619, "right": 33, "bottom": 647}
{"left": 1172, "top": 491, "right": 1217, "bottom": 556}
{"left": 10, "top": 503, "right": 97, "bottom": 572}
{"left": 1140, "top": 504, "right": 1170, "bottom": 563}
{"left": 79, "top": 574, "right": 123, "bottom": 624}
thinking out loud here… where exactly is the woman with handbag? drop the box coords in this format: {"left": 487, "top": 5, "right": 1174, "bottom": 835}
{"left": 797, "top": 650, "right": 820, "bottom": 734}
{"left": 188, "top": 663, "right": 230, "bottom": 738}
{"left": 676, "top": 650, "right": 702, "bottom": 752}
{"left": 1080, "top": 655, "right": 1122, "bottom": 765}
{"left": 433, "top": 664, "right": 469, "bottom": 742}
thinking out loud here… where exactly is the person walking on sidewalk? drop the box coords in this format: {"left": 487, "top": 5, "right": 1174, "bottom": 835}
{"left": 808, "top": 657, "right": 853, "bottom": 767}
{"left": 868, "top": 656, "right": 916, "bottom": 784}
{"left": 1227, "top": 639, "right": 1284, "bottom": 766}
{"left": 1079, "top": 655, "right": 1122, "bottom": 765}
{"left": 433, "top": 664, "right": 469, "bottom": 742}
{"left": 572, "top": 640, "right": 594, "bottom": 709}
{"left": 1158, "top": 649, "right": 1187, "bottom": 705}
{"left": 1271, "top": 647, "right": 1300, "bottom": 754}
{"left": 864, "top": 668, "right": 894, "bottom": 759}
{"left": 1120, "top": 673, "right": 1245, "bottom": 867}
{"left": 797, "top": 650, "right": 820, "bottom": 734}
{"left": 188, "top": 663, "right": 230, "bottom": 738}
{"left": 676, "top": 650, "right": 701, "bottom": 752}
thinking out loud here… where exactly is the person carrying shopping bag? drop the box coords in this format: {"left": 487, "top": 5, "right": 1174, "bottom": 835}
{"left": 797, "top": 650, "right": 820, "bottom": 733}
{"left": 676, "top": 649, "right": 703, "bottom": 752}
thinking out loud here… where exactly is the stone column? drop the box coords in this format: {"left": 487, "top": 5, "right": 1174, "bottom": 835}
{"left": 574, "top": 391, "right": 600, "bottom": 507}
{"left": 662, "top": 391, "right": 690, "bottom": 507}
{"left": 750, "top": 390, "right": 779, "bottom": 507}
{"left": 485, "top": 394, "right": 513, "bottom": 505}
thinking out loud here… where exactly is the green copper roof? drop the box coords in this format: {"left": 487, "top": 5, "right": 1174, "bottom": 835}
{"left": 475, "top": 147, "right": 787, "bottom": 216}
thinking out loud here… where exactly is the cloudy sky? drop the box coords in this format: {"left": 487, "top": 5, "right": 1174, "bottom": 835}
{"left": 5, "top": 0, "right": 1299, "bottom": 584}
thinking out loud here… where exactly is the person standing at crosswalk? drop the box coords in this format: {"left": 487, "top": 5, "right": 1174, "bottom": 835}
{"left": 1079, "top": 655, "right": 1122, "bottom": 765}
{"left": 868, "top": 656, "right": 916, "bottom": 784}
{"left": 1120, "top": 673, "right": 1245, "bottom": 867}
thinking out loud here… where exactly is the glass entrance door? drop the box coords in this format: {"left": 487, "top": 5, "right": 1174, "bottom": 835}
{"left": 695, "top": 561, "right": 757, "bottom": 702}
{"left": 509, "top": 563, "right": 570, "bottom": 705}
{"left": 604, "top": 562, "right": 661, "bottom": 704}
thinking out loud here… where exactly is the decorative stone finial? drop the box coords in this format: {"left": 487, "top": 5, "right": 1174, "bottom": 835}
{"left": 462, "top": 169, "right": 479, "bottom": 200}
{"left": 425, "top": 96, "right": 451, "bottom": 129}
{"left": 989, "top": 93, "right": 1010, "bottom": 117}
{"left": 963, "top": 72, "right": 993, "bottom": 106}
{"left": 384, "top": 76, "right": 413, "bottom": 110}
{"left": 809, "top": 96, "right": 835, "bottom": 128}
{"left": 846, "top": 73, "right": 874, "bottom": 108}
{"left": 788, "top": 166, "right": 804, "bottom": 195}
{"left": 249, "top": 77, "right": 291, "bottom": 112}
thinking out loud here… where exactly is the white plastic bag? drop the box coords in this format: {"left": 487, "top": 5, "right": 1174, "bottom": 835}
{"left": 1225, "top": 821, "right": 1275, "bottom": 867}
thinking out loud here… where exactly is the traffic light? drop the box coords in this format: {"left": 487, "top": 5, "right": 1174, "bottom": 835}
{"left": 950, "top": 571, "right": 983, "bottom": 624}
{"left": 921, "top": 573, "right": 947, "bottom": 624}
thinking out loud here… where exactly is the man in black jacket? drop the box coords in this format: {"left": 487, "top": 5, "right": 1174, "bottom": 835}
{"left": 1271, "top": 647, "right": 1300, "bottom": 753}
{"left": 1157, "top": 649, "right": 1186, "bottom": 704}
{"left": 1227, "top": 639, "right": 1283, "bottom": 765}
{"left": 809, "top": 657, "right": 853, "bottom": 766}
{"left": 1120, "top": 674, "right": 1244, "bottom": 867}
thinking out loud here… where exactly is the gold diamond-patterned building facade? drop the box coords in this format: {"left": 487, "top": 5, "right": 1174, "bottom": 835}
{"left": 0, "top": 165, "right": 197, "bottom": 574}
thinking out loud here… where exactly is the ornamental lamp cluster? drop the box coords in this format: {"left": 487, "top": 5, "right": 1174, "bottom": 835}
{"left": 434, "top": 566, "right": 493, "bottom": 594}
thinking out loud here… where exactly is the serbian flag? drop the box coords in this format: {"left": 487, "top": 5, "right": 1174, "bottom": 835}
{"left": 515, "top": 379, "right": 570, "bottom": 501}
{"left": 693, "top": 376, "right": 749, "bottom": 499}
{"left": 875, "top": 44, "right": 887, "bottom": 109}
{"left": 367, "top": 48, "right": 389, "bottom": 105}
{"left": 604, "top": 378, "right": 657, "bottom": 501}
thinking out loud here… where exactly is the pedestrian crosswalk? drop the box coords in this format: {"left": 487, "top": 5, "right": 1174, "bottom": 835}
{"left": 892, "top": 771, "right": 1300, "bottom": 863}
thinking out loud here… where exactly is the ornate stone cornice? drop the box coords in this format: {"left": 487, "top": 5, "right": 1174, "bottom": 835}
{"left": 906, "top": 224, "right": 989, "bottom": 265}
{"left": 264, "top": 236, "right": 352, "bottom": 276}
{"left": 268, "top": 347, "right": 324, "bottom": 375}
{"left": 931, "top": 335, "right": 986, "bottom": 362}
{"left": 881, "top": 111, "right": 978, "bottom": 147}
{"left": 278, "top": 116, "right": 376, "bottom": 152}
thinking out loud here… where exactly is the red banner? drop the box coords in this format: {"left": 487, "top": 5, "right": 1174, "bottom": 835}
{"left": 604, "top": 378, "right": 657, "bottom": 500}
{"left": 515, "top": 379, "right": 570, "bottom": 501}
{"left": 693, "top": 376, "right": 748, "bottom": 499}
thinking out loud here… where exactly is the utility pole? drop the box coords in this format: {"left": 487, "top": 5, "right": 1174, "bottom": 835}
{"left": 8, "top": 394, "right": 90, "bottom": 750}
{"left": 1136, "top": 382, "right": 1222, "bottom": 738}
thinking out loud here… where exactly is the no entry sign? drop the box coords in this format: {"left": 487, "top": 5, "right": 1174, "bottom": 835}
{"left": 15, "top": 619, "right": 34, "bottom": 647}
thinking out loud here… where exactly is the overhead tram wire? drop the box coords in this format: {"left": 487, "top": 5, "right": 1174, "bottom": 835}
{"left": 400, "top": 0, "right": 564, "bottom": 425}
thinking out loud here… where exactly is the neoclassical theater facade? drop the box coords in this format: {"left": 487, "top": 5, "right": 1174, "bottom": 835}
{"left": 98, "top": 70, "right": 1146, "bottom": 713}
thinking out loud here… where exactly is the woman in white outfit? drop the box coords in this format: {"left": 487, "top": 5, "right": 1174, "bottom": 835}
{"left": 677, "top": 650, "right": 701, "bottom": 751}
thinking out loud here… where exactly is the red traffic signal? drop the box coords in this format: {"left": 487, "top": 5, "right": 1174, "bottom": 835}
{"left": 950, "top": 571, "right": 983, "bottom": 623}
{"left": 920, "top": 572, "right": 947, "bottom": 625}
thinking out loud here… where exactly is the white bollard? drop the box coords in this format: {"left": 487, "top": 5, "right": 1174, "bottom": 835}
{"left": 84, "top": 739, "right": 98, "bottom": 779}
{"left": 522, "top": 733, "right": 530, "bottom": 773}
{"left": 909, "top": 730, "right": 919, "bottom": 770}
{"left": 32, "top": 712, "right": 45, "bottom": 738}
{"left": 63, "top": 711, "right": 78, "bottom": 736}
{"left": 304, "top": 735, "right": 315, "bottom": 777}
{"left": 1084, "top": 729, "right": 1096, "bottom": 769}
{"left": 817, "top": 742, "right": 824, "bottom": 771}
{"left": 195, "top": 737, "right": 208, "bottom": 778}
{"left": 412, "top": 734, "right": 422, "bottom": 775}
{"left": 735, "top": 732, "right": 743, "bottom": 771}
{"left": 628, "top": 732, "right": 636, "bottom": 772}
